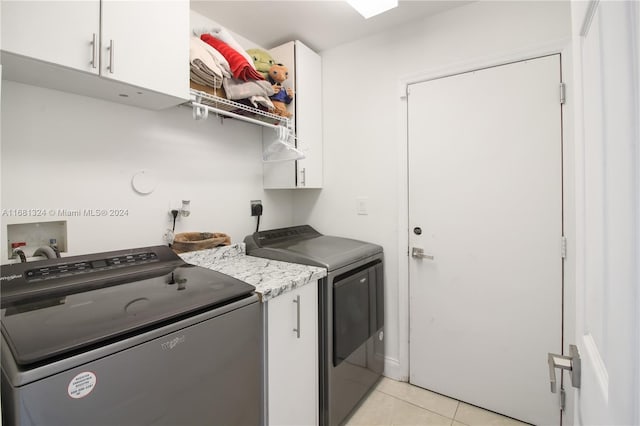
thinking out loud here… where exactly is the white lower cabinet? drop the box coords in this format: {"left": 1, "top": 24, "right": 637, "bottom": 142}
{"left": 266, "top": 281, "right": 318, "bottom": 425}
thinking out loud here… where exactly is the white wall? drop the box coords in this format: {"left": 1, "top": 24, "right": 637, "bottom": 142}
{"left": 293, "top": 0, "right": 572, "bottom": 380}
{"left": 1, "top": 81, "right": 293, "bottom": 261}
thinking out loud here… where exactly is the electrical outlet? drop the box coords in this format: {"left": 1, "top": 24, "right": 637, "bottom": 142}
{"left": 163, "top": 229, "right": 175, "bottom": 244}
{"left": 250, "top": 200, "right": 263, "bottom": 217}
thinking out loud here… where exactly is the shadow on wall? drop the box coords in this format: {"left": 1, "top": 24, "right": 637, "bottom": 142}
{"left": 290, "top": 189, "right": 322, "bottom": 225}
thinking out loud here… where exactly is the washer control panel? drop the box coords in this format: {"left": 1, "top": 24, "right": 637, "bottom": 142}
{"left": 24, "top": 252, "right": 159, "bottom": 281}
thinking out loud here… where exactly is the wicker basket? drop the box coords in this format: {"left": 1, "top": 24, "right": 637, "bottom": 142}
{"left": 172, "top": 232, "right": 231, "bottom": 253}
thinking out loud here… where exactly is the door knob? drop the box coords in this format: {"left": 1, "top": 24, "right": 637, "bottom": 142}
{"left": 411, "top": 247, "right": 434, "bottom": 260}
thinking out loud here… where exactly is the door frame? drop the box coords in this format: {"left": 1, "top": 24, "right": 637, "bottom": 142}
{"left": 395, "top": 39, "right": 576, "bottom": 424}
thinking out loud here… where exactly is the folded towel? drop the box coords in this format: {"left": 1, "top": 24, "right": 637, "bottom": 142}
{"left": 190, "top": 36, "right": 224, "bottom": 80}
{"left": 190, "top": 35, "right": 232, "bottom": 79}
{"left": 190, "top": 69, "right": 214, "bottom": 87}
{"left": 193, "top": 27, "right": 257, "bottom": 71}
{"left": 222, "top": 77, "right": 274, "bottom": 101}
{"left": 191, "top": 59, "right": 222, "bottom": 88}
{"left": 209, "top": 27, "right": 257, "bottom": 70}
{"left": 201, "top": 34, "right": 264, "bottom": 82}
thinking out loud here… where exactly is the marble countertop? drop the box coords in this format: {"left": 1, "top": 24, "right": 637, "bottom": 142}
{"left": 179, "top": 244, "right": 326, "bottom": 302}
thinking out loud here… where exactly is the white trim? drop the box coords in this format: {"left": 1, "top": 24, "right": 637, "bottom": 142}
{"left": 580, "top": 0, "right": 600, "bottom": 37}
{"left": 397, "top": 37, "right": 575, "bottom": 424}
{"left": 396, "top": 77, "right": 410, "bottom": 382}
{"left": 632, "top": 3, "right": 640, "bottom": 424}
{"left": 398, "top": 37, "right": 571, "bottom": 98}
{"left": 561, "top": 43, "right": 578, "bottom": 426}
{"left": 582, "top": 333, "right": 610, "bottom": 404}
{"left": 632, "top": 3, "right": 640, "bottom": 425}
{"left": 383, "top": 356, "right": 406, "bottom": 382}
{"left": 570, "top": 19, "right": 588, "bottom": 426}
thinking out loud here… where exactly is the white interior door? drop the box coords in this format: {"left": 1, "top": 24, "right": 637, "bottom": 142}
{"left": 572, "top": 1, "right": 639, "bottom": 424}
{"left": 408, "top": 55, "right": 563, "bottom": 425}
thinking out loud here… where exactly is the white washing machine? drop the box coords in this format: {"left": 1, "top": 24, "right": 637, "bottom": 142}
{"left": 1, "top": 245, "right": 263, "bottom": 426}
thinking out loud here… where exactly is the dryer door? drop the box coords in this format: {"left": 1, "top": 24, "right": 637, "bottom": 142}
{"left": 333, "top": 260, "right": 382, "bottom": 366}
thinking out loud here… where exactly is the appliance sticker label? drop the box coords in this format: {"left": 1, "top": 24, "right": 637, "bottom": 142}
{"left": 68, "top": 371, "right": 97, "bottom": 399}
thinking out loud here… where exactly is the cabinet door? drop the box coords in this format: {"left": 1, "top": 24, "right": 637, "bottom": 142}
{"left": 267, "top": 282, "right": 318, "bottom": 425}
{"left": 1, "top": 0, "right": 100, "bottom": 74}
{"left": 263, "top": 41, "right": 297, "bottom": 189}
{"left": 263, "top": 41, "right": 323, "bottom": 189}
{"left": 100, "top": 0, "right": 189, "bottom": 99}
{"left": 294, "top": 41, "right": 323, "bottom": 188}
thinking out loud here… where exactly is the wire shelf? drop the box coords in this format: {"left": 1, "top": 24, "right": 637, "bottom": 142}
{"left": 189, "top": 89, "right": 291, "bottom": 129}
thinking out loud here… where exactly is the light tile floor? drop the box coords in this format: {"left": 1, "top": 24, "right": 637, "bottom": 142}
{"left": 344, "top": 378, "right": 530, "bottom": 426}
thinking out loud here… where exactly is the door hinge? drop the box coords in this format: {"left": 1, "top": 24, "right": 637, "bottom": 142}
{"left": 560, "top": 388, "right": 566, "bottom": 410}
{"left": 559, "top": 82, "right": 566, "bottom": 104}
{"left": 401, "top": 85, "right": 410, "bottom": 100}
{"left": 561, "top": 235, "right": 567, "bottom": 259}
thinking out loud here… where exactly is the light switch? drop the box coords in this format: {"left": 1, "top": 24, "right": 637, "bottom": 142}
{"left": 356, "top": 197, "right": 368, "bottom": 215}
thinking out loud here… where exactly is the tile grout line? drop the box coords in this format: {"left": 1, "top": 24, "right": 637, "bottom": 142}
{"left": 375, "top": 388, "right": 458, "bottom": 422}
{"left": 450, "top": 401, "right": 473, "bottom": 426}
{"left": 452, "top": 400, "right": 461, "bottom": 423}
{"left": 450, "top": 401, "right": 460, "bottom": 426}
{"left": 373, "top": 382, "right": 528, "bottom": 426}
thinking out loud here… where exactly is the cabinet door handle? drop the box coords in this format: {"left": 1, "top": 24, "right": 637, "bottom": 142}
{"left": 300, "top": 168, "right": 306, "bottom": 187}
{"left": 90, "top": 33, "right": 98, "bottom": 69}
{"left": 107, "top": 39, "right": 114, "bottom": 73}
{"left": 293, "top": 295, "right": 301, "bottom": 338}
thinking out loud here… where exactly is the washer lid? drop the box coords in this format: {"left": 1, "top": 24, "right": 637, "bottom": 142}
{"left": 1, "top": 264, "right": 255, "bottom": 366}
{"left": 246, "top": 226, "right": 382, "bottom": 270}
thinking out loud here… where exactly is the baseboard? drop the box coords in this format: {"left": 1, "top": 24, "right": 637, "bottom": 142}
{"left": 383, "top": 356, "right": 408, "bottom": 382}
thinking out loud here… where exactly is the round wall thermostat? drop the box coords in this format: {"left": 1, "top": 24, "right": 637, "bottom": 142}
{"left": 131, "top": 170, "right": 157, "bottom": 195}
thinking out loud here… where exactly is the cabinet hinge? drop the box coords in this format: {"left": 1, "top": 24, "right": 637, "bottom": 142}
{"left": 560, "top": 387, "right": 566, "bottom": 410}
{"left": 561, "top": 236, "right": 567, "bottom": 258}
{"left": 559, "top": 82, "right": 566, "bottom": 104}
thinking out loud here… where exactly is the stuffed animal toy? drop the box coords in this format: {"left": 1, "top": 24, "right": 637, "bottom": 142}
{"left": 268, "top": 64, "right": 294, "bottom": 118}
{"left": 247, "top": 48, "right": 275, "bottom": 79}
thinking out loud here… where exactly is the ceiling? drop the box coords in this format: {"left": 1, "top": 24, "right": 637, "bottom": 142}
{"left": 190, "top": 1, "right": 472, "bottom": 52}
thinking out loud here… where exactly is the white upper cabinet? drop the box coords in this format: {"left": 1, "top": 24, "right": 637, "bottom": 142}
{"left": 1, "top": 1, "right": 101, "bottom": 74}
{"left": 263, "top": 40, "right": 323, "bottom": 189}
{"left": 100, "top": 0, "right": 188, "bottom": 99}
{"left": 0, "top": 0, "right": 189, "bottom": 109}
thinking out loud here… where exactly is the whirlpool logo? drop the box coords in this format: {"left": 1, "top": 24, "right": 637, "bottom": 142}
{"left": 160, "top": 335, "right": 186, "bottom": 350}
{"left": 0, "top": 274, "right": 22, "bottom": 282}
